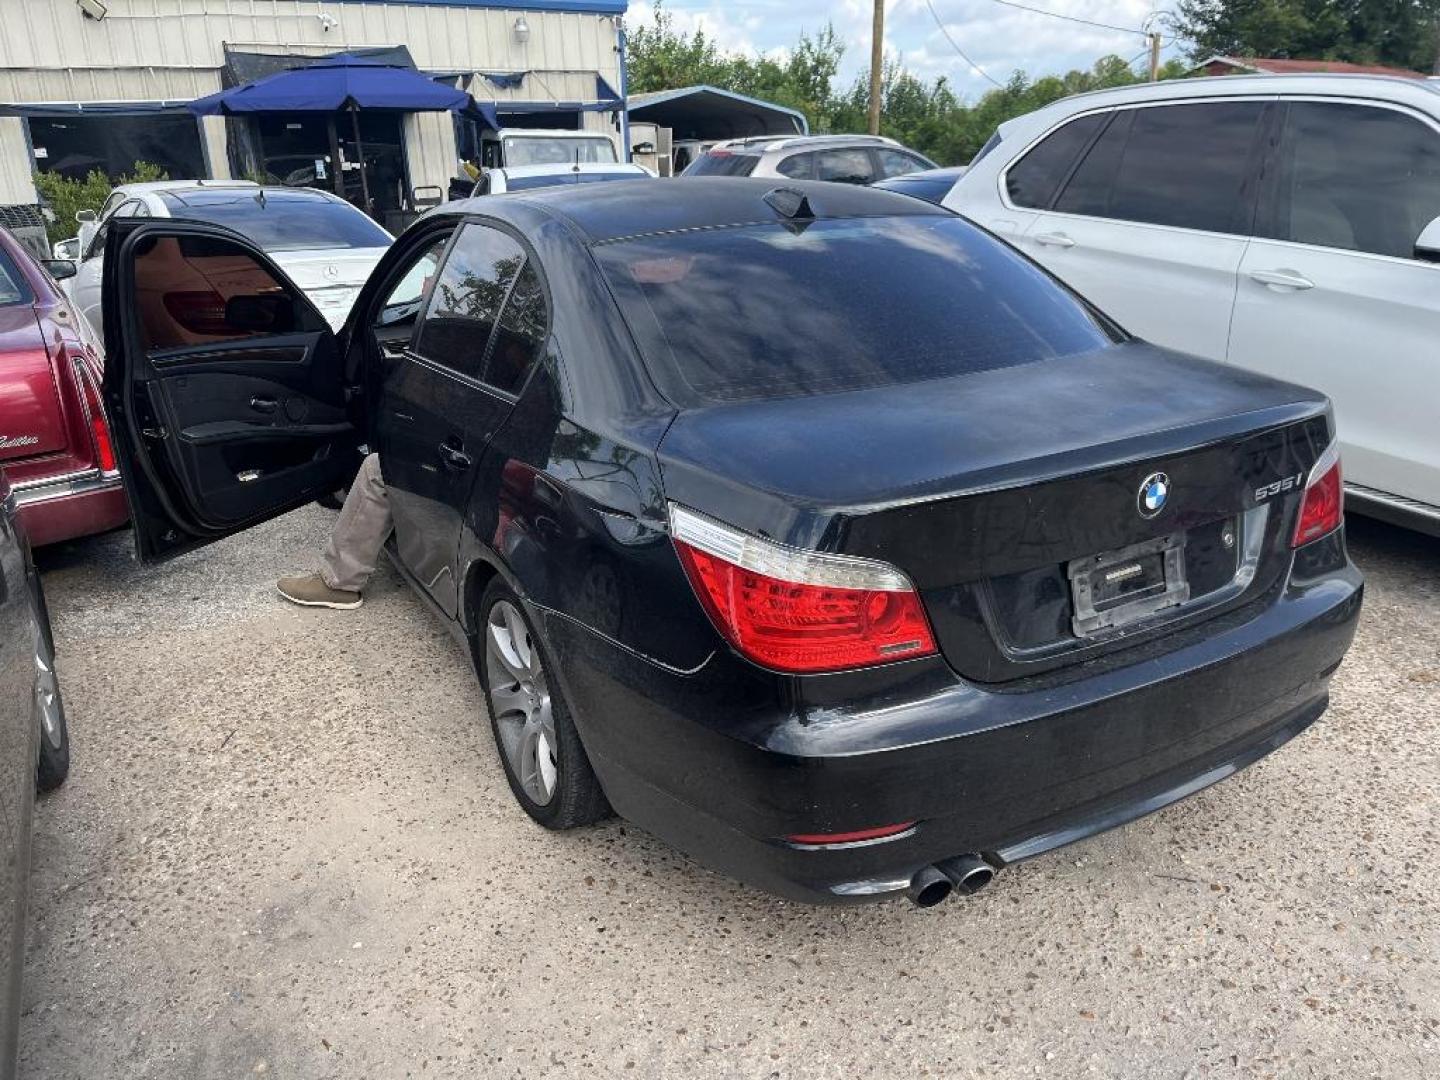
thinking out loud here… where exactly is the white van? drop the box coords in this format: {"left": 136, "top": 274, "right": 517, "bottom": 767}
{"left": 946, "top": 74, "right": 1440, "bottom": 536}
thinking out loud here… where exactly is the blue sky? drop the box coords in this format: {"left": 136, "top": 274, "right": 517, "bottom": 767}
{"left": 626, "top": 1, "right": 1191, "bottom": 98}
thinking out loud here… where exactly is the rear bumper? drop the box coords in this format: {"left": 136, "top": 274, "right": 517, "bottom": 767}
{"left": 13, "top": 469, "right": 128, "bottom": 546}
{"left": 541, "top": 552, "right": 1363, "bottom": 904}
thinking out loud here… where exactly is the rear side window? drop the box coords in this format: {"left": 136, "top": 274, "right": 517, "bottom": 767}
{"left": 684, "top": 152, "right": 759, "bottom": 177}
{"left": 484, "top": 262, "right": 547, "bottom": 394}
{"left": 1059, "top": 102, "right": 1265, "bottom": 233}
{"left": 1005, "top": 112, "right": 1105, "bottom": 208}
{"left": 816, "top": 149, "right": 875, "bottom": 184}
{"left": 595, "top": 216, "right": 1117, "bottom": 405}
{"left": 877, "top": 149, "right": 928, "bottom": 178}
{"left": 1263, "top": 101, "right": 1440, "bottom": 259}
{"left": 414, "top": 223, "right": 525, "bottom": 379}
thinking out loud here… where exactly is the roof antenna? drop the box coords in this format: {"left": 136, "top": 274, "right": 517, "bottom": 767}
{"left": 763, "top": 186, "right": 814, "bottom": 228}
{"left": 254, "top": 187, "right": 266, "bottom": 208}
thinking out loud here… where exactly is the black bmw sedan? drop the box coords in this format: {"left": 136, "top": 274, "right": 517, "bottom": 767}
{"left": 98, "top": 179, "right": 1361, "bottom": 906}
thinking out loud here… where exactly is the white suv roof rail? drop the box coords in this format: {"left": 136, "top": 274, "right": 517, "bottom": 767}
{"left": 709, "top": 133, "right": 905, "bottom": 154}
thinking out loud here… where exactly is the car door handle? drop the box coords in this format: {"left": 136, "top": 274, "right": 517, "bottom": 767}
{"left": 1033, "top": 231, "right": 1076, "bottom": 249}
{"left": 1249, "top": 268, "right": 1315, "bottom": 291}
{"left": 249, "top": 396, "right": 279, "bottom": 414}
{"left": 438, "top": 442, "right": 473, "bottom": 471}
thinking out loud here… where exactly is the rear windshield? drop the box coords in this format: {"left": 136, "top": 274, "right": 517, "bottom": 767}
{"left": 683, "top": 152, "right": 760, "bottom": 177}
{"left": 0, "top": 247, "right": 28, "bottom": 306}
{"left": 595, "top": 216, "right": 1118, "bottom": 405}
{"left": 158, "top": 191, "right": 391, "bottom": 251}
{"left": 506, "top": 171, "right": 645, "bottom": 191}
{"left": 504, "top": 137, "right": 617, "bottom": 166}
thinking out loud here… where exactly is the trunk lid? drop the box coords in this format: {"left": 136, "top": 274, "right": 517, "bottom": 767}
{"left": 657, "top": 343, "right": 1333, "bottom": 682}
{"left": 0, "top": 304, "right": 68, "bottom": 463}
{"left": 270, "top": 247, "right": 388, "bottom": 331}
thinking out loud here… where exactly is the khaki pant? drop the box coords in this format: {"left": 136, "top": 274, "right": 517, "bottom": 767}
{"left": 319, "top": 453, "right": 392, "bottom": 593}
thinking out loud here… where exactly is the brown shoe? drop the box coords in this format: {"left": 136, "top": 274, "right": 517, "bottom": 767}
{"left": 277, "top": 573, "right": 362, "bottom": 610}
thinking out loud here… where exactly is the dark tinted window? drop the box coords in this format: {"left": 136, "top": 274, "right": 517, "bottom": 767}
{"left": 158, "top": 189, "right": 392, "bottom": 250}
{"left": 1062, "top": 102, "right": 1265, "bottom": 233}
{"left": 414, "top": 224, "right": 525, "bottom": 379}
{"left": 776, "top": 153, "right": 815, "bottom": 179}
{"left": 484, "top": 261, "right": 547, "bottom": 394}
{"left": 816, "top": 148, "right": 875, "bottom": 184}
{"left": 1264, "top": 101, "right": 1440, "bottom": 258}
{"left": 596, "top": 216, "right": 1116, "bottom": 405}
{"left": 1005, "top": 112, "right": 1105, "bottom": 208}
{"left": 684, "top": 152, "right": 760, "bottom": 176}
{"left": 133, "top": 234, "right": 321, "bottom": 351}
{"left": 0, "top": 247, "right": 29, "bottom": 306}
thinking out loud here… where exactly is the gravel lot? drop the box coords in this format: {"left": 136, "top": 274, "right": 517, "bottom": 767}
{"left": 16, "top": 507, "right": 1440, "bottom": 1079}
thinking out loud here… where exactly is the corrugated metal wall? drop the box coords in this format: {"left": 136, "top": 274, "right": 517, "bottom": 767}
{"left": 0, "top": 0, "right": 622, "bottom": 104}
{"left": 0, "top": 118, "right": 37, "bottom": 204}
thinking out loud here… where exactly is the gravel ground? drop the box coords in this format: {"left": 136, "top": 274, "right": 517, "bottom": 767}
{"left": 15, "top": 508, "right": 1439, "bottom": 1079}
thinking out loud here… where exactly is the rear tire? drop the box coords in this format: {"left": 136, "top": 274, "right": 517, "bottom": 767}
{"left": 477, "top": 578, "right": 609, "bottom": 829}
{"left": 35, "top": 630, "right": 69, "bottom": 793}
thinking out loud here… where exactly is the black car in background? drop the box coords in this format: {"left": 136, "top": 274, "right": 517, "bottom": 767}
{"left": 0, "top": 471, "right": 70, "bottom": 1079}
{"left": 99, "top": 180, "right": 1360, "bottom": 906}
{"left": 870, "top": 165, "right": 969, "bottom": 205}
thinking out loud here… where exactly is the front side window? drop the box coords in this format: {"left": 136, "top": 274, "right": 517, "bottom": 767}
{"left": 1005, "top": 112, "right": 1106, "bottom": 209}
{"left": 877, "top": 149, "right": 927, "bottom": 178}
{"left": 87, "top": 199, "right": 142, "bottom": 260}
{"left": 596, "top": 215, "right": 1117, "bottom": 406}
{"left": 1058, "top": 102, "right": 1265, "bottom": 233}
{"left": 684, "top": 151, "right": 760, "bottom": 177}
{"left": 1262, "top": 101, "right": 1440, "bottom": 259}
{"left": 375, "top": 234, "right": 451, "bottom": 335}
{"left": 0, "top": 247, "right": 30, "bottom": 306}
{"left": 816, "top": 149, "right": 875, "bottom": 185}
{"left": 413, "top": 223, "right": 528, "bottom": 384}
{"left": 133, "top": 234, "right": 321, "bottom": 351}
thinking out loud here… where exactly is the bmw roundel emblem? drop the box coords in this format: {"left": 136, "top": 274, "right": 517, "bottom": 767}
{"left": 1137, "top": 472, "right": 1170, "bottom": 518}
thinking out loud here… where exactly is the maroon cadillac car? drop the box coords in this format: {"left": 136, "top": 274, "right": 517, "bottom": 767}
{"left": 0, "top": 226, "right": 126, "bottom": 546}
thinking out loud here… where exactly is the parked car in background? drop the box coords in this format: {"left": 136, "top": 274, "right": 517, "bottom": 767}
{"left": 469, "top": 162, "right": 653, "bottom": 196}
{"left": 871, "top": 165, "right": 968, "bottom": 205}
{"left": 946, "top": 74, "right": 1440, "bottom": 536}
{"left": 682, "top": 134, "right": 936, "bottom": 184}
{"left": 0, "top": 227, "right": 126, "bottom": 547}
{"left": 485, "top": 128, "right": 619, "bottom": 167}
{"left": 0, "top": 466, "right": 72, "bottom": 1080}
{"left": 65, "top": 182, "right": 393, "bottom": 335}
{"left": 99, "top": 180, "right": 1359, "bottom": 907}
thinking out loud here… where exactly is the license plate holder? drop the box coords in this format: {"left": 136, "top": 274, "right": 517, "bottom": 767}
{"left": 1068, "top": 532, "right": 1190, "bottom": 638}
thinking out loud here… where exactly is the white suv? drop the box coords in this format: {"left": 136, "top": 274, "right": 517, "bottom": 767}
{"left": 946, "top": 74, "right": 1440, "bottom": 536}
{"left": 682, "top": 134, "right": 936, "bottom": 184}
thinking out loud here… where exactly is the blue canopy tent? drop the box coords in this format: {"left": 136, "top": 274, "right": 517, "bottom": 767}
{"left": 189, "top": 54, "right": 472, "bottom": 212}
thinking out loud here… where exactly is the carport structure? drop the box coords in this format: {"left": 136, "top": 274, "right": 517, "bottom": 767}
{"left": 627, "top": 85, "right": 808, "bottom": 142}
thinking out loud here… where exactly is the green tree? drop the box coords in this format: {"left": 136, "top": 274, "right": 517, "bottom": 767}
{"left": 1174, "top": 0, "right": 1440, "bottom": 71}
{"left": 33, "top": 161, "right": 170, "bottom": 245}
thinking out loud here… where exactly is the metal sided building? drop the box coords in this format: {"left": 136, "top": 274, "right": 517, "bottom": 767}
{"left": 0, "top": 0, "right": 629, "bottom": 216}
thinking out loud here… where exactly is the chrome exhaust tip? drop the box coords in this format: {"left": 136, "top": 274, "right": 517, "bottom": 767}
{"left": 937, "top": 853, "right": 996, "bottom": 896}
{"left": 907, "top": 865, "right": 954, "bottom": 907}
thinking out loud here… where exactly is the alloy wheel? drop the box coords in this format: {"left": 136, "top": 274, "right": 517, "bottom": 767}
{"left": 485, "top": 600, "right": 558, "bottom": 805}
{"left": 35, "top": 641, "right": 62, "bottom": 748}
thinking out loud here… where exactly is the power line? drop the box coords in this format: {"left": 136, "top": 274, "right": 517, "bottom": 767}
{"left": 984, "top": 0, "right": 1148, "bottom": 38}
{"left": 922, "top": 0, "right": 1004, "bottom": 87}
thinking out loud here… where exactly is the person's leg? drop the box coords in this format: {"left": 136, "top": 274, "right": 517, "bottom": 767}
{"left": 278, "top": 454, "right": 392, "bottom": 609}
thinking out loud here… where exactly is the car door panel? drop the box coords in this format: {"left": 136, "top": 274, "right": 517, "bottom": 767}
{"left": 101, "top": 220, "right": 360, "bottom": 562}
{"left": 1228, "top": 98, "right": 1440, "bottom": 508}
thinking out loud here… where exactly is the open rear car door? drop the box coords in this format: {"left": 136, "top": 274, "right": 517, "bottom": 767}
{"left": 100, "top": 219, "right": 362, "bottom": 562}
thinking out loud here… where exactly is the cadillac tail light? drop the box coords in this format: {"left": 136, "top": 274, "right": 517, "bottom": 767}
{"left": 669, "top": 504, "right": 936, "bottom": 674}
{"left": 72, "top": 358, "right": 117, "bottom": 474}
{"left": 1291, "top": 443, "right": 1343, "bottom": 548}
{"left": 162, "top": 290, "right": 230, "bottom": 337}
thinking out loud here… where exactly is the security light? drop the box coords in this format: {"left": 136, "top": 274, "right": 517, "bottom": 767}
{"left": 513, "top": 16, "right": 530, "bottom": 44}
{"left": 76, "top": 0, "right": 107, "bottom": 19}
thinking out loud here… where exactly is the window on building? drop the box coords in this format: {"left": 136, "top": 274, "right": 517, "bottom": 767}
{"left": 30, "top": 115, "right": 205, "bottom": 183}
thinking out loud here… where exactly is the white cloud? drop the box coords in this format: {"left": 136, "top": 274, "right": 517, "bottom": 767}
{"left": 630, "top": 0, "right": 1187, "bottom": 98}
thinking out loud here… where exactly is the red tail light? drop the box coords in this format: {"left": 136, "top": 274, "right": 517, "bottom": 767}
{"left": 73, "top": 359, "right": 116, "bottom": 473}
{"left": 787, "top": 822, "right": 917, "bottom": 846}
{"left": 669, "top": 505, "right": 937, "bottom": 674}
{"left": 1291, "top": 443, "right": 1342, "bottom": 548}
{"left": 162, "top": 290, "right": 230, "bottom": 337}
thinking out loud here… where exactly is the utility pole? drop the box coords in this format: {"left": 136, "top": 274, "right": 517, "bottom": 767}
{"left": 868, "top": 0, "right": 884, "bottom": 135}
{"left": 1433, "top": 19, "right": 1440, "bottom": 75}
{"left": 1148, "top": 30, "right": 1162, "bottom": 81}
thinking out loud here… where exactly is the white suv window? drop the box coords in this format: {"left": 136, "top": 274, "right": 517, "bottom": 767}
{"left": 816, "top": 149, "right": 875, "bottom": 185}
{"left": 1261, "top": 101, "right": 1440, "bottom": 260}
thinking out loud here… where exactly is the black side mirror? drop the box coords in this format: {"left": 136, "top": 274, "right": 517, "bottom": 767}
{"left": 1415, "top": 215, "right": 1440, "bottom": 263}
{"left": 42, "top": 259, "right": 77, "bottom": 282}
{"left": 224, "top": 293, "right": 294, "bottom": 334}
